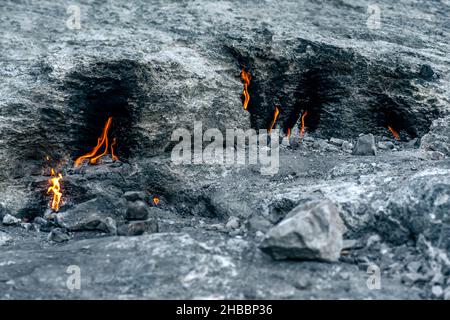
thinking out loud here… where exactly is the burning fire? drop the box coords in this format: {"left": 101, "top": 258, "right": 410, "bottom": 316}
{"left": 240, "top": 69, "right": 251, "bottom": 110}
{"left": 47, "top": 169, "right": 63, "bottom": 212}
{"left": 268, "top": 106, "right": 280, "bottom": 133}
{"left": 286, "top": 127, "right": 291, "bottom": 138}
{"left": 153, "top": 196, "right": 159, "bottom": 205}
{"left": 111, "top": 138, "right": 119, "bottom": 161}
{"left": 74, "top": 117, "right": 119, "bottom": 167}
{"left": 388, "top": 126, "right": 400, "bottom": 141}
{"left": 300, "top": 110, "right": 308, "bottom": 137}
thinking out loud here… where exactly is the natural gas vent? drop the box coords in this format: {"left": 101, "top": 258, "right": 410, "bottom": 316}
{"left": 65, "top": 60, "right": 150, "bottom": 161}
{"left": 233, "top": 41, "right": 441, "bottom": 141}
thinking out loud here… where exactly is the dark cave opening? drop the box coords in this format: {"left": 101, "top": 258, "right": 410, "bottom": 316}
{"left": 233, "top": 41, "right": 440, "bottom": 141}
{"left": 66, "top": 60, "right": 149, "bottom": 161}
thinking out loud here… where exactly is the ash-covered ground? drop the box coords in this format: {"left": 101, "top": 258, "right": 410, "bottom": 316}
{"left": 0, "top": 0, "right": 450, "bottom": 299}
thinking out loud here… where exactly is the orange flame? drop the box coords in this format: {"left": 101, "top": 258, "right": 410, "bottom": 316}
{"left": 300, "top": 111, "right": 308, "bottom": 137}
{"left": 240, "top": 69, "right": 251, "bottom": 110}
{"left": 268, "top": 107, "right": 280, "bottom": 133}
{"left": 153, "top": 196, "right": 159, "bottom": 205}
{"left": 286, "top": 127, "right": 291, "bottom": 138}
{"left": 47, "top": 169, "right": 62, "bottom": 212}
{"left": 111, "top": 138, "right": 119, "bottom": 161}
{"left": 74, "top": 117, "right": 119, "bottom": 167}
{"left": 388, "top": 126, "right": 400, "bottom": 141}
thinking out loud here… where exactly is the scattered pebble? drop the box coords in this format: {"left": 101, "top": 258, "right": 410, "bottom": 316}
{"left": 2, "top": 214, "right": 20, "bottom": 226}
{"left": 431, "top": 285, "right": 443, "bottom": 299}
{"left": 225, "top": 216, "right": 240, "bottom": 230}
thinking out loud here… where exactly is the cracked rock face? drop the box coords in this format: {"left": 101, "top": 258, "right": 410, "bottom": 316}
{"left": 0, "top": 0, "right": 450, "bottom": 300}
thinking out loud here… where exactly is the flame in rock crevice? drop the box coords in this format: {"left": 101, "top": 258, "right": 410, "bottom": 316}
{"left": 75, "top": 117, "right": 119, "bottom": 167}
{"left": 111, "top": 138, "right": 119, "bottom": 161}
{"left": 300, "top": 110, "right": 308, "bottom": 137}
{"left": 153, "top": 196, "right": 160, "bottom": 205}
{"left": 268, "top": 107, "right": 280, "bottom": 133}
{"left": 47, "top": 169, "right": 62, "bottom": 212}
{"left": 240, "top": 69, "right": 251, "bottom": 110}
{"left": 388, "top": 125, "right": 400, "bottom": 141}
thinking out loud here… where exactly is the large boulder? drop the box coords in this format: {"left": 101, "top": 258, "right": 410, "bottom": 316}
{"left": 260, "top": 200, "right": 346, "bottom": 262}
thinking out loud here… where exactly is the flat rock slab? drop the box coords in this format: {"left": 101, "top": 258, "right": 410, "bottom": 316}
{"left": 0, "top": 232, "right": 419, "bottom": 299}
{"left": 56, "top": 198, "right": 120, "bottom": 233}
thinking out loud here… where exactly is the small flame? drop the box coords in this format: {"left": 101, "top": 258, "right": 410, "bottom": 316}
{"left": 286, "top": 127, "right": 291, "bottom": 138}
{"left": 268, "top": 107, "right": 280, "bottom": 133}
{"left": 153, "top": 196, "right": 159, "bottom": 205}
{"left": 300, "top": 110, "right": 308, "bottom": 137}
{"left": 111, "top": 138, "right": 119, "bottom": 161}
{"left": 388, "top": 126, "right": 400, "bottom": 141}
{"left": 47, "top": 169, "right": 63, "bottom": 212}
{"left": 240, "top": 69, "right": 251, "bottom": 110}
{"left": 74, "top": 117, "right": 119, "bottom": 167}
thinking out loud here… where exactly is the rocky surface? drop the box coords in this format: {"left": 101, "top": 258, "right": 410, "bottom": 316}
{"left": 0, "top": 0, "right": 449, "bottom": 300}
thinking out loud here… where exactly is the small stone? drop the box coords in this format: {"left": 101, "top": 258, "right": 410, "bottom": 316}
{"left": 2, "top": 214, "right": 20, "bottom": 226}
{"left": 378, "top": 141, "right": 395, "bottom": 150}
{"left": 329, "top": 137, "right": 345, "bottom": 146}
{"left": 341, "top": 141, "right": 353, "bottom": 150}
{"left": 431, "top": 285, "right": 443, "bottom": 298}
{"left": 294, "top": 277, "right": 312, "bottom": 290}
{"left": 428, "top": 151, "right": 445, "bottom": 160}
{"left": 21, "top": 222, "right": 33, "bottom": 231}
{"left": 123, "top": 191, "right": 147, "bottom": 202}
{"left": 0, "top": 231, "right": 12, "bottom": 246}
{"left": 225, "top": 216, "right": 240, "bottom": 230}
{"left": 33, "top": 216, "right": 53, "bottom": 232}
{"left": 118, "top": 219, "right": 158, "bottom": 236}
{"left": 125, "top": 200, "right": 150, "bottom": 220}
{"left": 47, "top": 228, "right": 71, "bottom": 243}
{"left": 246, "top": 215, "right": 273, "bottom": 233}
{"left": 255, "top": 230, "right": 265, "bottom": 238}
{"left": 366, "top": 234, "right": 381, "bottom": 248}
{"left": 352, "top": 134, "right": 377, "bottom": 156}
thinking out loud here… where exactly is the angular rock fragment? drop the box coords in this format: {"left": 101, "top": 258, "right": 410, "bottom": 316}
{"left": 378, "top": 141, "right": 395, "bottom": 150}
{"left": 352, "top": 134, "right": 377, "bottom": 156}
{"left": 260, "top": 200, "right": 346, "bottom": 262}
{"left": 225, "top": 216, "right": 240, "bottom": 230}
{"left": 329, "top": 137, "right": 345, "bottom": 147}
{"left": 2, "top": 214, "right": 20, "bottom": 226}
{"left": 48, "top": 228, "right": 71, "bottom": 243}
{"left": 56, "top": 198, "right": 119, "bottom": 234}
{"left": 123, "top": 191, "right": 147, "bottom": 202}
